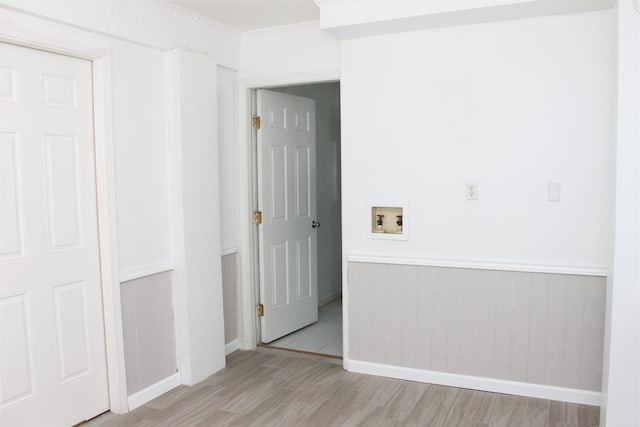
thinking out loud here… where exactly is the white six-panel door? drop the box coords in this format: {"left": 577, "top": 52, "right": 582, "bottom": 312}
{"left": 257, "top": 90, "right": 318, "bottom": 343}
{"left": 0, "top": 42, "right": 109, "bottom": 426}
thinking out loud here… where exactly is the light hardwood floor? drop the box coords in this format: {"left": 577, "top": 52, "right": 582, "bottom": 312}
{"left": 87, "top": 350, "right": 599, "bottom": 427}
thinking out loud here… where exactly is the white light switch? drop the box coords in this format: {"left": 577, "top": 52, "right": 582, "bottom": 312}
{"left": 465, "top": 182, "right": 478, "bottom": 200}
{"left": 547, "top": 182, "right": 561, "bottom": 202}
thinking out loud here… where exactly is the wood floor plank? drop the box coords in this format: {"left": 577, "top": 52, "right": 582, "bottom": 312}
{"left": 440, "top": 388, "right": 476, "bottom": 426}
{"left": 403, "top": 384, "right": 454, "bottom": 425}
{"left": 576, "top": 403, "right": 600, "bottom": 427}
{"left": 306, "top": 379, "right": 363, "bottom": 426}
{"left": 98, "top": 406, "right": 157, "bottom": 427}
{"left": 461, "top": 390, "right": 496, "bottom": 425}
{"left": 86, "top": 350, "right": 600, "bottom": 427}
{"left": 379, "top": 380, "right": 431, "bottom": 424}
{"left": 487, "top": 393, "right": 525, "bottom": 426}
{"left": 144, "top": 385, "right": 228, "bottom": 426}
{"left": 520, "top": 396, "right": 550, "bottom": 427}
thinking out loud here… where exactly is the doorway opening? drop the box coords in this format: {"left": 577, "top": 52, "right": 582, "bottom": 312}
{"left": 251, "top": 81, "right": 342, "bottom": 359}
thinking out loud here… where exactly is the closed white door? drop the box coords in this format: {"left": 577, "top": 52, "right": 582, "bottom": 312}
{"left": 0, "top": 42, "right": 109, "bottom": 426}
{"left": 257, "top": 89, "right": 318, "bottom": 343}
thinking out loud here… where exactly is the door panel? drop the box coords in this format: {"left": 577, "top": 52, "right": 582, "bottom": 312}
{"left": 0, "top": 42, "right": 109, "bottom": 427}
{"left": 0, "top": 131, "right": 23, "bottom": 260}
{"left": 0, "top": 293, "right": 33, "bottom": 407}
{"left": 52, "top": 281, "right": 90, "bottom": 382}
{"left": 258, "top": 90, "right": 317, "bottom": 343}
{"left": 295, "top": 146, "right": 310, "bottom": 218}
{"left": 270, "top": 144, "right": 287, "bottom": 221}
{"left": 272, "top": 241, "right": 289, "bottom": 307}
{"left": 296, "top": 237, "right": 311, "bottom": 298}
{"left": 44, "top": 134, "right": 82, "bottom": 251}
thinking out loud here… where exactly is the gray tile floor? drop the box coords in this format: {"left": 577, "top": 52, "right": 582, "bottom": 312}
{"left": 268, "top": 298, "right": 342, "bottom": 357}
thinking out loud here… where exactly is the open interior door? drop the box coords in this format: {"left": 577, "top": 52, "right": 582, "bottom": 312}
{"left": 257, "top": 89, "right": 318, "bottom": 343}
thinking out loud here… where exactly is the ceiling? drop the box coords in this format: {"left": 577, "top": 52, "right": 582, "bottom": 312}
{"left": 165, "top": 0, "right": 320, "bottom": 31}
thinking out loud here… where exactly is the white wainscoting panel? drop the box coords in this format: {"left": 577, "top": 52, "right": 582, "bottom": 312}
{"left": 222, "top": 253, "right": 239, "bottom": 345}
{"left": 347, "top": 261, "right": 606, "bottom": 397}
{"left": 120, "top": 271, "right": 176, "bottom": 395}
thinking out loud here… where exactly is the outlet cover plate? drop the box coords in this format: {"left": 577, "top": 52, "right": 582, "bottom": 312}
{"left": 465, "top": 182, "right": 478, "bottom": 200}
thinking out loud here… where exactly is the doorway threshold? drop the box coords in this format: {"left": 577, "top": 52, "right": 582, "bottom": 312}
{"left": 257, "top": 343, "right": 343, "bottom": 364}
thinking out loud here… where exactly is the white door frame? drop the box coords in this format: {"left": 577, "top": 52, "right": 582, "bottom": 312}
{"left": 0, "top": 29, "right": 128, "bottom": 413}
{"left": 236, "top": 69, "right": 348, "bottom": 367}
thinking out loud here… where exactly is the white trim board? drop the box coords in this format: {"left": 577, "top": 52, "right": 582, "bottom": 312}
{"left": 238, "top": 69, "right": 340, "bottom": 90}
{"left": 225, "top": 339, "right": 241, "bottom": 355}
{"left": 348, "top": 359, "right": 601, "bottom": 406}
{"left": 318, "top": 292, "right": 342, "bottom": 308}
{"left": 221, "top": 246, "right": 239, "bottom": 256}
{"left": 119, "top": 261, "right": 174, "bottom": 283}
{"left": 347, "top": 253, "right": 608, "bottom": 277}
{"left": 127, "top": 373, "right": 182, "bottom": 411}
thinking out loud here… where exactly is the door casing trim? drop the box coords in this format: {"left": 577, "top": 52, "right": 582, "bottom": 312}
{"left": 236, "top": 69, "right": 346, "bottom": 368}
{"left": 0, "top": 27, "right": 128, "bottom": 413}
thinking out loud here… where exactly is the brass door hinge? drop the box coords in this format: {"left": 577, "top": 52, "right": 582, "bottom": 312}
{"left": 252, "top": 115, "right": 261, "bottom": 130}
{"left": 254, "top": 210, "right": 262, "bottom": 225}
{"left": 257, "top": 304, "right": 264, "bottom": 317}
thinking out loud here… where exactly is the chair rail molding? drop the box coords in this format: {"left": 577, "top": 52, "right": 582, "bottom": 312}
{"left": 347, "top": 253, "right": 608, "bottom": 277}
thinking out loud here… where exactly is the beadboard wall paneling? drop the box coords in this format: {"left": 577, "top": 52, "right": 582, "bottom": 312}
{"left": 120, "top": 271, "right": 177, "bottom": 395}
{"left": 222, "top": 253, "right": 239, "bottom": 344}
{"left": 347, "top": 262, "right": 606, "bottom": 392}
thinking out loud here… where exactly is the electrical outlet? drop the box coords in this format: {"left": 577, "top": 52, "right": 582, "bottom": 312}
{"left": 547, "top": 182, "right": 561, "bottom": 202}
{"left": 465, "top": 182, "right": 478, "bottom": 200}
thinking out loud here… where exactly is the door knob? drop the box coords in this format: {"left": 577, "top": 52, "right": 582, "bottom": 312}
{"left": 311, "top": 220, "right": 320, "bottom": 229}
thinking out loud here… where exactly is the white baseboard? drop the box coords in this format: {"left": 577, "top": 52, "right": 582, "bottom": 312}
{"left": 127, "top": 372, "right": 182, "bottom": 411}
{"left": 348, "top": 359, "right": 600, "bottom": 406}
{"left": 319, "top": 292, "right": 342, "bottom": 307}
{"left": 225, "top": 338, "right": 240, "bottom": 355}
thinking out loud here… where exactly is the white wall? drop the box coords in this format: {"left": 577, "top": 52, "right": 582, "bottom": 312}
{"left": 218, "top": 66, "right": 239, "bottom": 251}
{"left": 341, "top": 10, "right": 615, "bottom": 270}
{"left": 600, "top": 1, "right": 640, "bottom": 425}
{"left": 110, "top": 43, "right": 172, "bottom": 275}
{"left": 240, "top": 21, "right": 340, "bottom": 79}
{"left": 317, "top": 0, "right": 614, "bottom": 39}
{"left": 0, "top": 0, "right": 241, "bottom": 69}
